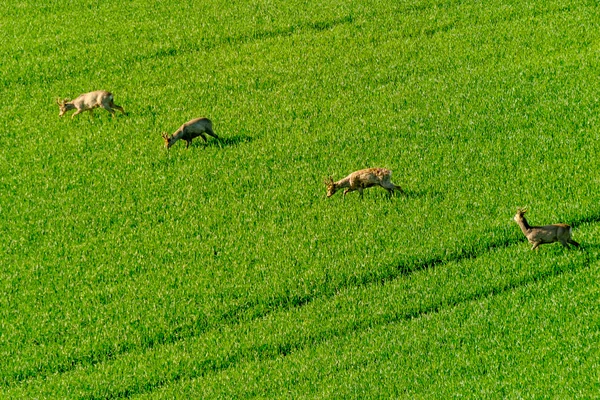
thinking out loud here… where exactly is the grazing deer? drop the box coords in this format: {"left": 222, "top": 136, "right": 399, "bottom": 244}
{"left": 513, "top": 208, "right": 580, "bottom": 250}
{"left": 162, "top": 117, "right": 219, "bottom": 148}
{"left": 57, "top": 90, "right": 125, "bottom": 118}
{"left": 325, "top": 168, "right": 404, "bottom": 198}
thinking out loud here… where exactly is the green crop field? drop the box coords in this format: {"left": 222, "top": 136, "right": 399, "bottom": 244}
{"left": 2, "top": 0, "right": 600, "bottom": 397}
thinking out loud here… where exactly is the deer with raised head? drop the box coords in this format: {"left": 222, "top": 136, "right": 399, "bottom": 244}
{"left": 325, "top": 168, "right": 404, "bottom": 198}
{"left": 57, "top": 90, "right": 125, "bottom": 118}
{"left": 513, "top": 208, "right": 580, "bottom": 250}
{"left": 162, "top": 117, "right": 219, "bottom": 149}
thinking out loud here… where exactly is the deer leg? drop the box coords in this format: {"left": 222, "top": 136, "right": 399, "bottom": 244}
{"left": 382, "top": 181, "right": 401, "bottom": 197}
{"left": 199, "top": 133, "right": 208, "bottom": 142}
{"left": 380, "top": 182, "right": 396, "bottom": 199}
{"left": 568, "top": 239, "right": 580, "bottom": 247}
{"left": 71, "top": 109, "right": 83, "bottom": 119}
{"left": 531, "top": 242, "right": 540, "bottom": 251}
{"left": 101, "top": 104, "right": 116, "bottom": 116}
{"left": 206, "top": 128, "right": 219, "bottom": 139}
{"left": 344, "top": 187, "right": 359, "bottom": 196}
{"left": 559, "top": 240, "right": 571, "bottom": 249}
{"left": 110, "top": 102, "right": 125, "bottom": 114}
{"left": 185, "top": 139, "right": 191, "bottom": 148}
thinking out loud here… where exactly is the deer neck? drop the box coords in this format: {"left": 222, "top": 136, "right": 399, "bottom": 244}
{"left": 515, "top": 216, "right": 532, "bottom": 235}
{"left": 334, "top": 176, "right": 351, "bottom": 190}
{"left": 171, "top": 128, "right": 185, "bottom": 141}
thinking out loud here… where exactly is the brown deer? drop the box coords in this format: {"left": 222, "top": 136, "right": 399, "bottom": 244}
{"left": 513, "top": 208, "right": 580, "bottom": 250}
{"left": 325, "top": 168, "right": 404, "bottom": 198}
{"left": 57, "top": 90, "right": 125, "bottom": 118}
{"left": 162, "top": 117, "right": 219, "bottom": 148}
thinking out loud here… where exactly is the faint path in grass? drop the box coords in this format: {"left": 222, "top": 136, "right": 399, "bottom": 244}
{"left": 148, "top": 15, "right": 354, "bottom": 55}
{"left": 191, "top": 134, "right": 254, "bottom": 149}
{"left": 1, "top": 15, "right": 355, "bottom": 89}
{"left": 573, "top": 211, "right": 600, "bottom": 227}
{"left": 23, "top": 225, "right": 599, "bottom": 399}
{"left": 6, "top": 214, "right": 599, "bottom": 390}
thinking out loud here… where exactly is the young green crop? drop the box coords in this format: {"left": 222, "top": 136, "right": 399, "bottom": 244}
{"left": 1, "top": 0, "right": 600, "bottom": 397}
{"left": 4, "top": 222, "right": 599, "bottom": 398}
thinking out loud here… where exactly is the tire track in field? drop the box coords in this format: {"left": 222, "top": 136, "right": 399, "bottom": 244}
{"left": 100, "top": 229, "right": 598, "bottom": 399}
{"left": 572, "top": 212, "right": 600, "bottom": 227}
{"left": 133, "top": 15, "right": 355, "bottom": 63}
{"left": 1, "top": 15, "right": 354, "bottom": 89}
{"left": 6, "top": 234, "right": 516, "bottom": 386}
{"left": 217, "top": 207, "right": 600, "bottom": 325}
{"left": 7, "top": 215, "right": 598, "bottom": 390}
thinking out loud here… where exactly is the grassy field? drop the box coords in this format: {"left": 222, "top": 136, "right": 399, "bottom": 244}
{"left": 2, "top": 0, "right": 600, "bottom": 397}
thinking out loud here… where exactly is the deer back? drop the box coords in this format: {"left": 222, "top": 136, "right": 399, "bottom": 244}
{"left": 183, "top": 118, "right": 212, "bottom": 134}
{"left": 349, "top": 168, "right": 391, "bottom": 187}
{"left": 76, "top": 90, "right": 112, "bottom": 108}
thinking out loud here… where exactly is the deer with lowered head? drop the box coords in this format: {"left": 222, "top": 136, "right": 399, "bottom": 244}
{"left": 162, "top": 117, "right": 219, "bottom": 149}
{"left": 325, "top": 168, "right": 404, "bottom": 198}
{"left": 57, "top": 90, "right": 125, "bottom": 118}
{"left": 513, "top": 207, "right": 580, "bottom": 250}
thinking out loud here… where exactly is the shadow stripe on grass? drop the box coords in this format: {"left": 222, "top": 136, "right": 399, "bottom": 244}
{"left": 68, "top": 233, "right": 598, "bottom": 399}
{"left": 1, "top": 231, "right": 518, "bottom": 386}
{"left": 138, "top": 15, "right": 355, "bottom": 60}
{"left": 6, "top": 214, "right": 597, "bottom": 388}
{"left": 0, "top": 15, "right": 355, "bottom": 90}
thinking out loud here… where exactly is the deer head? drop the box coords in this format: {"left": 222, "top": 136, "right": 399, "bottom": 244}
{"left": 324, "top": 176, "right": 336, "bottom": 198}
{"left": 513, "top": 207, "right": 528, "bottom": 224}
{"left": 162, "top": 133, "right": 174, "bottom": 148}
{"left": 57, "top": 98, "right": 71, "bottom": 117}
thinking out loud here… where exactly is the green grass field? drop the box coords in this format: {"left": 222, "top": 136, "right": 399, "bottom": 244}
{"left": 2, "top": 0, "right": 600, "bottom": 397}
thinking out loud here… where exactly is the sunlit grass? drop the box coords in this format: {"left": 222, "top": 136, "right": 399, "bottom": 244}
{"left": 1, "top": 0, "right": 600, "bottom": 397}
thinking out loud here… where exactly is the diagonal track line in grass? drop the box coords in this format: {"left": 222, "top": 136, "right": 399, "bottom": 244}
{"left": 0, "top": 15, "right": 354, "bottom": 90}
{"left": 94, "top": 234, "right": 598, "bottom": 399}
{"left": 572, "top": 212, "right": 600, "bottom": 227}
{"left": 0, "top": 230, "right": 567, "bottom": 386}
{"left": 135, "top": 15, "right": 355, "bottom": 62}
{"left": 3, "top": 235, "right": 517, "bottom": 385}
{"left": 6, "top": 214, "right": 598, "bottom": 388}
{"left": 218, "top": 235, "right": 526, "bottom": 323}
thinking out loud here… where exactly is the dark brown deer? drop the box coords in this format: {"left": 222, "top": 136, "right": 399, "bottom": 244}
{"left": 513, "top": 208, "right": 580, "bottom": 250}
{"left": 57, "top": 90, "right": 125, "bottom": 118}
{"left": 325, "top": 168, "right": 404, "bottom": 198}
{"left": 162, "top": 118, "right": 219, "bottom": 148}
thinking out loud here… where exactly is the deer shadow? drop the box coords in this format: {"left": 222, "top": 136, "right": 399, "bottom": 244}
{"left": 324, "top": 188, "right": 444, "bottom": 201}
{"left": 401, "top": 189, "right": 445, "bottom": 201}
{"left": 194, "top": 134, "right": 254, "bottom": 149}
{"left": 571, "top": 242, "right": 600, "bottom": 252}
